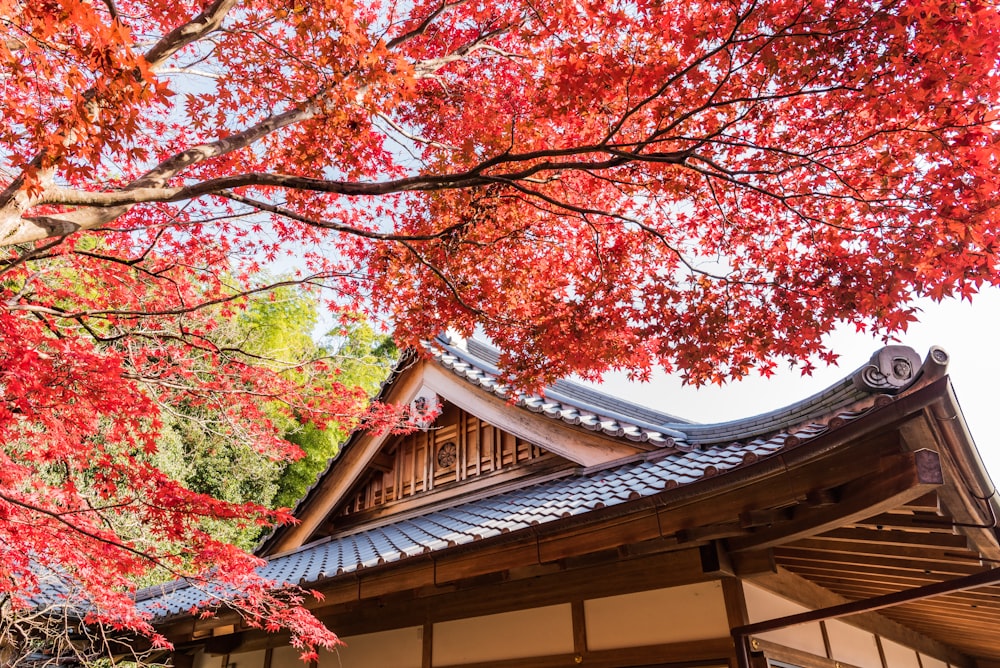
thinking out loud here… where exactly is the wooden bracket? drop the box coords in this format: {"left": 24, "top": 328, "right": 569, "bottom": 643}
{"left": 726, "top": 449, "right": 943, "bottom": 553}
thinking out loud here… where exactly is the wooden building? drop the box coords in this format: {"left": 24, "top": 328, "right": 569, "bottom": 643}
{"left": 146, "top": 336, "right": 1000, "bottom": 668}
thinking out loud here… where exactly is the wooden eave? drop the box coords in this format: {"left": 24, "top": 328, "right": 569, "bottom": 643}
{"left": 736, "top": 378, "right": 1000, "bottom": 663}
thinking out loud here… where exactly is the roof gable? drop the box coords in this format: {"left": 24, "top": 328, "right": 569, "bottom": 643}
{"left": 261, "top": 342, "right": 673, "bottom": 555}
{"left": 318, "top": 399, "right": 577, "bottom": 534}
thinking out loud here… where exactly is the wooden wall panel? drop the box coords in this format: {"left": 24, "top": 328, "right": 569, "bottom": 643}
{"left": 335, "top": 403, "right": 557, "bottom": 519}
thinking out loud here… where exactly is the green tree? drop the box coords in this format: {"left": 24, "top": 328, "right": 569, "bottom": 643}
{"left": 273, "top": 319, "right": 398, "bottom": 511}
{"left": 151, "top": 285, "right": 397, "bottom": 548}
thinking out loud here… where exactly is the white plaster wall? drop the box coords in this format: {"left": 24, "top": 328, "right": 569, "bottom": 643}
{"left": 742, "top": 582, "right": 828, "bottom": 657}
{"left": 920, "top": 653, "right": 949, "bottom": 668}
{"left": 270, "top": 645, "right": 303, "bottom": 668}
{"left": 880, "top": 639, "right": 921, "bottom": 668}
{"left": 433, "top": 604, "right": 574, "bottom": 665}
{"left": 584, "top": 581, "right": 730, "bottom": 651}
{"left": 320, "top": 627, "right": 423, "bottom": 668}
{"left": 825, "top": 619, "right": 881, "bottom": 668}
{"left": 192, "top": 649, "right": 213, "bottom": 668}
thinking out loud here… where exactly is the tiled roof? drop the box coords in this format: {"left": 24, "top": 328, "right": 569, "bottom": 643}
{"left": 143, "top": 342, "right": 937, "bottom": 619}
{"left": 428, "top": 335, "right": 918, "bottom": 448}
{"left": 138, "top": 403, "right": 876, "bottom": 619}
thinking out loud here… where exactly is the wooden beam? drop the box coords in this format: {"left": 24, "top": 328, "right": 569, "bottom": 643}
{"left": 774, "top": 546, "right": 985, "bottom": 575}
{"left": 421, "top": 363, "right": 646, "bottom": 466}
{"left": 777, "top": 558, "right": 999, "bottom": 594}
{"left": 852, "top": 511, "right": 953, "bottom": 531}
{"left": 731, "top": 549, "right": 777, "bottom": 577}
{"left": 900, "top": 491, "right": 940, "bottom": 513}
{"left": 678, "top": 521, "right": 748, "bottom": 543}
{"left": 744, "top": 567, "right": 973, "bottom": 667}
{"left": 309, "top": 548, "right": 713, "bottom": 637}
{"left": 722, "top": 576, "right": 750, "bottom": 635}
{"left": 571, "top": 600, "right": 587, "bottom": 657}
{"left": 536, "top": 510, "right": 662, "bottom": 562}
{"left": 740, "top": 508, "right": 794, "bottom": 529}
{"left": 434, "top": 535, "right": 541, "bottom": 584}
{"left": 421, "top": 621, "right": 432, "bottom": 668}
{"left": 784, "top": 538, "right": 980, "bottom": 564}
{"left": 728, "top": 450, "right": 943, "bottom": 553}
{"left": 815, "top": 527, "right": 970, "bottom": 550}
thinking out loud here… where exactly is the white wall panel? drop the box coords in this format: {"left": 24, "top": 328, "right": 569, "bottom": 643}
{"left": 585, "top": 581, "right": 729, "bottom": 650}
{"left": 320, "top": 627, "right": 423, "bottom": 668}
{"left": 825, "top": 619, "right": 881, "bottom": 668}
{"left": 920, "top": 653, "right": 949, "bottom": 668}
{"left": 433, "top": 604, "right": 573, "bottom": 665}
{"left": 743, "top": 582, "right": 827, "bottom": 658}
{"left": 881, "top": 639, "right": 920, "bottom": 668}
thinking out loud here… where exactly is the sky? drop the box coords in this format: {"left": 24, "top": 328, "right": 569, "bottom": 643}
{"left": 590, "top": 286, "right": 1000, "bottom": 483}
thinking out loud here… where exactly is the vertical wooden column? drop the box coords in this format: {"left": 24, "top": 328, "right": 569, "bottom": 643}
{"left": 571, "top": 599, "right": 588, "bottom": 662}
{"left": 722, "top": 577, "right": 751, "bottom": 668}
{"left": 422, "top": 620, "right": 434, "bottom": 668}
{"left": 875, "top": 635, "right": 890, "bottom": 668}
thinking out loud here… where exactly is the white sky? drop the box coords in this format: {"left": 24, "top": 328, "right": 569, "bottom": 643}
{"left": 591, "top": 286, "right": 1000, "bottom": 483}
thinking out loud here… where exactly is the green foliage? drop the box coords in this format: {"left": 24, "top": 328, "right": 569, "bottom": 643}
{"left": 154, "top": 409, "right": 283, "bottom": 551}
{"left": 150, "top": 284, "right": 397, "bottom": 547}
{"left": 272, "top": 318, "right": 398, "bottom": 510}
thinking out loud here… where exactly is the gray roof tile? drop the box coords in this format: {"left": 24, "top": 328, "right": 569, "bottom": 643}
{"left": 138, "top": 388, "right": 891, "bottom": 619}
{"left": 426, "top": 336, "right": 917, "bottom": 451}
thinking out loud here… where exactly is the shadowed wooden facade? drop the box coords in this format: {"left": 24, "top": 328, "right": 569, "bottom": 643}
{"left": 333, "top": 402, "right": 564, "bottom": 524}
{"left": 148, "top": 339, "right": 1000, "bottom": 668}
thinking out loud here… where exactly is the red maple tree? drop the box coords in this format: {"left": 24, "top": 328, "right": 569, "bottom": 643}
{"left": 1, "top": 0, "right": 998, "bottom": 661}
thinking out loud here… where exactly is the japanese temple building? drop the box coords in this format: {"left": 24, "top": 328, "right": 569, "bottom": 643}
{"left": 144, "top": 336, "right": 1000, "bottom": 668}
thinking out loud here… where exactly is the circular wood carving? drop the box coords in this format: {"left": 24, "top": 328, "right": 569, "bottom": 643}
{"left": 437, "top": 442, "right": 457, "bottom": 468}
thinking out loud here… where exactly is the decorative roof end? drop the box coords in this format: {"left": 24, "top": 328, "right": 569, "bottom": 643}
{"left": 919, "top": 345, "right": 950, "bottom": 383}
{"left": 851, "top": 345, "right": 926, "bottom": 394}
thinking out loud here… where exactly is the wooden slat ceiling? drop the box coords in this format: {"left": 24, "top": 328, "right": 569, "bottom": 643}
{"left": 773, "top": 499, "right": 1000, "bottom": 660}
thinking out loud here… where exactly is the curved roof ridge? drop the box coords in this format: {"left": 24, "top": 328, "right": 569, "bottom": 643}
{"left": 436, "top": 334, "right": 692, "bottom": 428}
{"left": 680, "top": 375, "right": 863, "bottom": 445}
{"left": 682, "top": 344, "right": 930, "bottom": 445}
{"left": 435, "top": 336, "right": 933, "bottom": 448}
